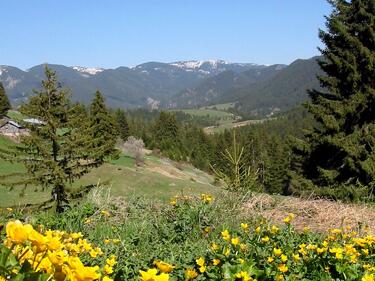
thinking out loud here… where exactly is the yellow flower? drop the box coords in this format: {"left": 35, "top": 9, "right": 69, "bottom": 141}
{"left": 6, "top": 220, "right": 33, "bottom": 244}
{"left": 6, "top": 207, "right": 13, "bottom": 212}
{"left": 280, "top": 254, "right": 288, "bottom": 262}
{"left": 276, "top": 275, "right": 284, "bottom": 281}
{"left": 283, "top": 213, "right": 295, "bottom": 224}
{"left": 277, "top": 264, "right": 288, "bottom": 273}
{"left": 362, "top": 249, "right": 369, "bottom": 255}
{"left": 48, "top": 250, "right": 68, "bottom": 266}
{"left": 185, "top": 268, "right": 198, "bottom": 280}
{"left": 103, "top": 277, "right": 114, "bottom": 281}
{"left": 90, "top": 249, "right": 99, "bottom": 258}
{"left": 255, "top": 226, "right": 261, "bottom": 234}
{"left": 292, "top": 254, "right": 300, "bottom": 262}
{"left": 70, "top": 232, "right": 83, "bottom": 239}
{"left": 270, "top": 225, "right": 279, "bottom": 234}
{"left": 362, "top": 274, "right": 374, "bottom": 281}
{"left": 104, "top": 239, "right": 111, "bottom": 244}
{"left": 46, "top": 236, "right": 61, "bottom": 251}
{"left": 241, "top": 223, "right": 249, "bottom": 231}
{"left": 154, "top": 260, "right": 175, "bottom": 273}
{"left": 267, "top": 257, "right": 274, "bottom": 263}
{"left": 28, "top": 229, "right": 47, "bottom": 252}
{"left": 101, "top": 210, "right": 111, "bottom": 217}
{"left": 273, "top": 248, "right": 282, "bottom": 257}
{"left": 139, "top": 268, "right": 169, "bottom": 281}
{"left": 306, "top": 244, "right": 317, "bottom": 251}
{"left": 231, "top": 237, "right": 240, "bottom": 246}
{"left": 169, "top": 199, "right": 177, "bottom": 206}
{"left": 316, "top": 247, "right": 326, "bottom": 254}
{"left": 201, "top": 194, "right": 213, "bottom": 203}
{"left": 213, "top": 259, "right": 220, "bottom": 266}
{"left": 238, "top": 258, "right": 245, "bottom": 264}
{"left": 211, "top": 242, "right": 219, "bottom": 251}
{"left": 329, "top": 247, "right": 344, "bottom": 260}
{"left": 104, "top": 264, "right": 113, "bottom": 275}
{"left": 224, "top": 248, "right": 231, "bottom": 256}
{"left": 221, "top": 229, "right": 231, "bottom": 241}
{"left": 196, "top": 257, "right": 205, "bottom": 267}
{"left": 199, "top": 265, "right": 206, "bottom": 273}
{"left": 235, "top": 271, "right": 252, "bottom": 281}
{"left": 261, "top": 236, "right": 270, "bottom": 243}
{"left": 65, "top": 257, "right": 101, "bottom": 281}
{"left": 106, "top": 255, "right": 117, "bottom": 267}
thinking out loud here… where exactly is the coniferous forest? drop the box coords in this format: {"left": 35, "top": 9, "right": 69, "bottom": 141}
{"left": 0, "top": 1, "right": 375, "bottom": 281}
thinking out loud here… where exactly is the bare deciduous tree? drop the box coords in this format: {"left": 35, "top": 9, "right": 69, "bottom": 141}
{"left": 122, "top": 136, "right": 145, "bottom": 166}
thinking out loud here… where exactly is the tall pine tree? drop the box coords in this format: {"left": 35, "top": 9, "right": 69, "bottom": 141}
{"left": 0, "top": 69, "right": 119, "bottom": 211}
{"left": 88, "top": 91, "right": 119, "bottom": 164}
{"left": 1, "top": 68, "right": 102, "bottom": 211}
{"left": 0, "top": 82, "right": 11, "bottom": 117}
{"left": 115, "top": 108, "right": 130, "bottom": 141}
{"left": 290, "top": 0, "right": 375, "bottom": 198}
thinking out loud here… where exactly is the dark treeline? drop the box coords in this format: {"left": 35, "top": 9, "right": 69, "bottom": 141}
{"left": 111, "top": 105, "right": 316, "bottom": 197}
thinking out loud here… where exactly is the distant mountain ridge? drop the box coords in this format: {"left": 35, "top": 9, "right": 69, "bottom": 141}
{"left": 0, "top": 60, "right": 265, "bottom": 108}
{"left": 0, "top": 57, "right": 323, "bottom": 116}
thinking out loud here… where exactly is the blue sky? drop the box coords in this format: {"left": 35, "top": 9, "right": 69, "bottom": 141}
{"left": 2, "top": 0, "right": 332, "bottom": 69}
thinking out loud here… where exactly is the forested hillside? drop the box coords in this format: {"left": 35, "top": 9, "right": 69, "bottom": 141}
{"left": 218, "top": 57, "right": 323, "bottom": 116}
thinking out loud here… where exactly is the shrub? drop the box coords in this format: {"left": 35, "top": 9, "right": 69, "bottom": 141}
{"left": 122, "top": 136, "right": 145, "bottom": 166}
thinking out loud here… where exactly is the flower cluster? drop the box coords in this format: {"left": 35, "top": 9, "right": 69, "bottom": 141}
{"left": 169, "top": 194, "right": 213, "bottom": 206}
{"left": 180, "top": 214, "right": 375, "bottom": 280}
{"left": 2, "top": 220, "right": 117, "bottom": 281}
{"left": 139, "top": 260, "right": 175, "bottom": 281}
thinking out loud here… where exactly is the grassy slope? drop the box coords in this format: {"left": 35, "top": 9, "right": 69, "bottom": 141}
{"left": 0, "top": 136, "right": 217, "bottom": 207}
{"left": 171, "top": 105, "right": 271, "bottom": 134}
{"left": 0, "top": 136, "right": 51, "bottom": 206}
{"left": 174, "top": 108, "right": 235, "bottom": 118}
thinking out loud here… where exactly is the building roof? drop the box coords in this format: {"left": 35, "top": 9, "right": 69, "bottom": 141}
{"left": 0, "top": 118, "right": 23, "bottom": 129}
{"left": 23, "top": 118, "right": 45, "bottom": 125}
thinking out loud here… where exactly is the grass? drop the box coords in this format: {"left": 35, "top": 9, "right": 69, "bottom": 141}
{"left": 0, "top": 136, "right": 218, "bottom": 207}
{"left": 6, "top": 110, "right": 28, "bottom": 122}
{"left": 71, "top": 160, "right": 217, "bottom": 202}
{"left": 203, "top": 102, "right": 236, "bottom": 111}
{"left": 3, "top": 190, "right": 374, "bottom": 280}
{"left": 172, "top": 108, "right": 235, "bottom": 119}
{"left": 204, "top": 119, "right": 270, "bottom": 134}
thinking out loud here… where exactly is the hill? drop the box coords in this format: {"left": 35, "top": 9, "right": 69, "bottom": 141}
{"left": 0, "top": 135, "right": 218, "bottom": 207}
{"left": 167, "top": 64, "right": 286, "bottom": 108}
{"left": 218, "top": 56, "right": 324, "bottom": 116}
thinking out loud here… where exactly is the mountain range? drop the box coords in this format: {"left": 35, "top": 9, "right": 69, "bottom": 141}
{"left": 0, "top": 57, "right": 323, "bottom": 116}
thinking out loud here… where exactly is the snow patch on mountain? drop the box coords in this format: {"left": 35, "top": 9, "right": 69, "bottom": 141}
{"left": 71, "top": 66, "right": 104, "bottom": 76}
{"left": 170, "top": 60, "right": 229, "bottom": 70}
{"left": 0, "top": 66, "right": 8, "bottom": 76}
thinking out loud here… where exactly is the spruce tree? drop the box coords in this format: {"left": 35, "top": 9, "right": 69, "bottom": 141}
{"left": 0, "top": 68, "right": 102, "bottom": 211}
{"left": 290, "top": 0, "right": 375, "bottom": 197}
{"left": 88, "top": 91, "right": 119, "bottom": 164}
{"left": 115, "top": 108, "right": 130, "bottom": 141}
{"left": 0, "top": 69, "right": 119, "bottom": 211}
{"left": 154, "top": 111, "right": 180, "bottom": 151}
{"left": 0, "top": 82, "right": 11, "bottom": 116}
